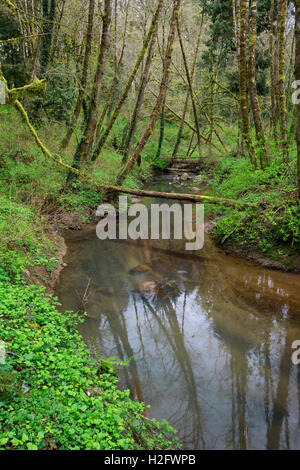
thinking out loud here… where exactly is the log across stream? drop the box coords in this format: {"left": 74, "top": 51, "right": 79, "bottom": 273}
{"left": 55, "top": 175, "right": 300, "bottom": 450}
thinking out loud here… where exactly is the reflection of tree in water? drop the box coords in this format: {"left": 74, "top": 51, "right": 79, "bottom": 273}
{"left": 298, "top": 367, "right": 300, "bottom": 430}
{"left": 57, "top": 188, "right": 300, "bottom": 450}
{"left": 200, "top": 258, "right": 300, "bottom": 450}
{"left": 100, "top": 303, "right": 145, "bottom": 405}
{"left": 266, "top": 322, "right": 293, "bottom": 450}
{"left": 141, "top": 295, "right": 205, "bottom": 449}
{"left": 81, "top": 234, "right": 207, "bottom": 447}
{"left": 87, "top": 238, "right": 300, "bottom": 449}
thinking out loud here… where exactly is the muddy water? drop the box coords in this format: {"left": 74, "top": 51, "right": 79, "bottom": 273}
{"left": 56, "top": 177, "right": 300, "bottom": 450}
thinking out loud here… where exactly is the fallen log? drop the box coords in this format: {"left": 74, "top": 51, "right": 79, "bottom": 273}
{"left": 16, "top": 104, "right": 255, "bottom": 207}
{"left": 166, "top": 168, "right": 198, "bottom": 172}
{"left": 100, "top": 186, "right": 256, "bottom": 207}
{"left": 9, "top": 81, "right": 256, "bottom": 209}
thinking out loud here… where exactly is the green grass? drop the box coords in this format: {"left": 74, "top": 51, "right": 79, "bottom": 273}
{"left": 205, "top": 139, "right": 300, "bottom": 263}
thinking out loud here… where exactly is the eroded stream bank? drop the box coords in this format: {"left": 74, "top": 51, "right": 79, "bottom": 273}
{"left": 55, "top": 176, "right": 300, "bottom": 450}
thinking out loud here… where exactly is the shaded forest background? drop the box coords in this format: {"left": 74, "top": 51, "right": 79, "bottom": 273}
{"left": 1, "top": 0, "right": 300, "bottom": 258}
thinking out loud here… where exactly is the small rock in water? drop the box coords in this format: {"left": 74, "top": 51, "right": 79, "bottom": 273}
{"left": 181, "top": 172, "right": 189, "bottom": 181}
{"left": 129, "top": 263, "right": 152, "bottom": 274}
{"left": 137, "top": 281, "right": 159, "bottom": 297}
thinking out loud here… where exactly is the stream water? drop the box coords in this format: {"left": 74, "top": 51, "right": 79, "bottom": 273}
{"left": 56, "top": 176, "right": 300, "bottom": 450}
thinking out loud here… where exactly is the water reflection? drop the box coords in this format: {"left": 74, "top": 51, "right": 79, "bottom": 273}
{"left": 56, "top": 178, "right": 300, "bottom": 450}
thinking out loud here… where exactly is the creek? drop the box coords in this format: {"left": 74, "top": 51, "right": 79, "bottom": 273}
{"left": 55, "top": 176, "right": 300, "bottom": 450}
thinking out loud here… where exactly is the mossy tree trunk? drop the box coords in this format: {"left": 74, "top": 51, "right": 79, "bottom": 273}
{"left": 172, "top": 15, "right": 203, "bottom": 161}
{"left": 239, "top": 0, "right": 256, "bottom": 166}
{"left": 295, "top": 0, "right": 300, "bottom": 199}
{"left": 49, "top": 0, "right": 67, "bottom": 67}
{"left": 95, "top": 0, "right": 129, "bottom": 145}
{"left": 232, "top": 0, "right": 244, "bottom": 157}
{"left": 156, "top": 17, "right": 167, "bottom": 161}
{"left": 70, "top": 0, "right": 112, "bottom": 173}
{"left": 208, "top": 55, "right": 215, "bottom": 159}
{"left": 91, "top": 0, "right": 164, "bottom": 162}
{"left": 60, "top": 0, "right": 95, "bottom": 150}
{"left": 269, "top": 0, "right": 278, "bottom": 141}
{"left": 278, "top": 0, "right": 289, "bottom": 163}
{"left": 156, "top": 96, "right": 166, "bottom": 160}
{"left": 248, "top": 0, "right": 267, "bottom": 168}
{"left": 116, "top": 0, "right": 182, "bottom": 186}
{"left": 274, "top": 9, "right": 281, "bottom": 133}
{"left": 40, "top": 0, "right": 56, "bottom": 77}
{"left": 121, "top": 13, "right": 158, "bottom": 164}
{"left": 172, "top": 88, "right": 189, "bottom": 160}
{"left": 176, "top": 18, "right": 202, "bottom": 159}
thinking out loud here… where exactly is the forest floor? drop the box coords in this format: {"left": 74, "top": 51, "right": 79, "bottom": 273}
{"left": 0, "top": 109, "right": 181, "bottom": 450}
{"left": 1, "top": 105, "right": 300, "bottom": 449}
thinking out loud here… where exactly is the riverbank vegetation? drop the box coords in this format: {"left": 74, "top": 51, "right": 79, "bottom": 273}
{"left": 1, "top": 0, "right": 300, "bottom": 450}
{"left": 0, "top": 253, "right": 179, "bottom": 450}
{"left": 206, "top": 139, "right": 300, "bottom": 269}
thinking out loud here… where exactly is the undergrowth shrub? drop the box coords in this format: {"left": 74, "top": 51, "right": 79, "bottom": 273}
{"left": 0, "top": 264, "right": 179, "bottom": 450}
{"left": 208, "top": 151, "right": 300, "bottom": 260}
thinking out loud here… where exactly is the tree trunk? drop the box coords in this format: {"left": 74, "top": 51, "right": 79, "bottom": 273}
{"left": 49, "top": 0, "right": 66, "bottom": 67}
{"left": 187, "top": 131, "right": 195, "bottom": 157}
{"left": 17, "top": 9, "right": 29, "bottom": 80}
{"left": 176, "top": 18, "right": 202, "bottom": 158}
{"left": 40, "top": 0, "right": 56, "bottom": 77}
{"left": 60, "top": 0, "right": 95, "bottom": 150}
{"left": 274, "top": 8, "right": 281, "bottom": 132}
{"left": 156, "top": 95, "right": 166, "bottom": 160}
{"left": 248, "top": 0, "right": 267, "bottom": 168}
{"left": 172, "top": 15, "right": 203, "bottom": 161}
{"left": 70, "top": 0, "right": 112, "bottom": 172}
{"left": 278, "top": 0, "right": 289, "bottom": 163}
{"left": 172, "top": 88, "right": 189, "bottom": 160}
{"left": 95, "top": 0, "right": 129, "bottom": 144}
{"left": 295, "top": 0, "right": 300, "bottom": 199}
{"left": 116, "top": 0, "right": 182, "bottom": 186}
{"left": 239, "top": 0, "right": 256, "bottom": 165}
{"left": 155, "top": 14, "right": 167, "bottom": 161}
{"left": 233, "top": 0, "right": 243, "bottom": 156}
{"left": 269, "top": 0, "right": 278, "bottom": 141}
{"left": 208, "top": 56, "right": 215, "bottom": 159}
{"left": 91, "top": 0, "right": 164, "bottom": 162}
{"left": 121, "top": 14, "right": 158, "bottom": 164}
